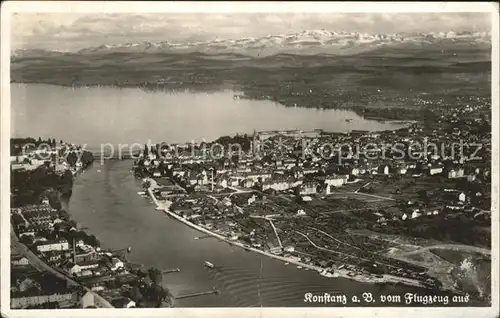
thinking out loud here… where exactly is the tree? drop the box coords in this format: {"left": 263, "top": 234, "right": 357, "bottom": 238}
{"left": 48, "top": 192, "right": 62, "bottom": 210}
{"left": 11, "top": 213, "right": 25, "bottom": 226}
{"left": 129, "top": 285, "right": 144, "bottom": 302}
{"left": 137, "top": 267, "right": 148, "bottom": 278}
{"left": 53, "top": 222, "right": 63, "bottom": 233}
{"left": 418, "top": 190, "right": 429, "bottom": 202}
{"left": 66, "top": 152, "right": 78, "bottom": 166}
{"left": 148, "top": 267, "right": 163, "bottom": 284}
{"left": 86, "top": 234, "right": 100, "bottom": 247}
{"left": 58, "top": 209, "right": 70, "bottom": 220}
{"left": 81, "top": 151, "right": 94, "bottom": 167}
{"left": 20, "top": 235, "right": 34, "bottom": 245}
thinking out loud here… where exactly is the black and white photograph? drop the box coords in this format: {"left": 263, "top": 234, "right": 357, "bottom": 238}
{"left": 1, "top": 2, "right": 498, "bottom": 317}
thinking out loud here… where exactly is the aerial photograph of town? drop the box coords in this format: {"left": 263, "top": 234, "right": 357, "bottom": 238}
{"left": 2, "top": 3, "right": 497, "bottom": 314}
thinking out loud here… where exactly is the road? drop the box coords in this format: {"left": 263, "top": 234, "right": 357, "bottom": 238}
{"left": 294, "top": 230, "right": 365, "bottom": 261}
{"left": 401, "top": 244, "right": 491, "bottom": 256}
{"left": 347, "top": 191, "right": 396, "bottom": 201}
{"left": 294, "top": 230, "right": 401, "bottom": 271}
{"left": 354, "top": 181, "right": 372, "bottom": 193}
{"left": 307, "top": 226, "right": 361, "bottom": 250}
{"left": 268, "top": 219, "right": 283, "bottom": 248}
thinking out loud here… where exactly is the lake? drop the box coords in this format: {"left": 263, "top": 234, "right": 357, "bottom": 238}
{"left": 11, "top": 83, "right": 406, "bottom": 149}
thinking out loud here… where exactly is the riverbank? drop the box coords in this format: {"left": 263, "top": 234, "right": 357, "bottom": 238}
{"left": 144, "top": 178, "right": 429, "bottom": 290}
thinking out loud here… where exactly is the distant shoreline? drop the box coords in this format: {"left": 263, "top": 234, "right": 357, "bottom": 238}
{"left": 10, "top": 82, "right": 425, "bottom": 124}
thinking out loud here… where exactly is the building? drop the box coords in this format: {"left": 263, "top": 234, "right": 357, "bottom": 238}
{"left": 299, "top": 182, "right": 318, "bottom": 195}
{"left": 467, "top": 174, "right": 477, "bottom": 182}
{"left": 63, "top": 262, "right": 99, "bottom": 275}
{"left": 216, "top": 177, "right": 228, "bottom": 188}
{"left": 110, "top": 258, "right": 124, "bottom": 271}
{"left": 377, "top": 165, "right": 390, "bottom": 175}
{"left": 12, "top": 256, "right": 29, "bottom": 267}
{"left": 241, "top": 178, "right": 255, "bottom": 188}
{"left": 269, "top": 246, "right": 283, "bottom": 255}
{"left": 350, "top": 167, "right": 360, "bottom": 176}
{"left": 395, "top": 167, "right": 408, "bottom": 175}
{"left": 36, "top": 239, "right": 70, "bottom": 253}
{"left": 411, "top": 209, "right": 423, "bottom": 219}
{"left": 75, "top": 250, "right": 100, "bottom": 263}
{"left": 11, "top": 293, "right": 74, "bottom": 309}
{"left": 262, "top": 179, "right": 298, "bottom": 192}
{"left": 448, "top": 168, "right": 465, "bottom": 179}
{"left": 43, "top": 251, "right": 64, "bottom": 264}
{"left": 245, "top": 172, "right": 272, "bottom": 182}
{"left": 458, "top": 192, "right": 466, "bottom": 202}
{"left": 111, "top": 297, "right": 136, "bottom": 308}
{"left": 18, "top": 277, "right": 41, "bottom": 293}
{"left": 324, "top": 176, "right": 345, "bottom": 187}
{"left": 18, "top": 230, "right": 35, "bottom": 238}
{"left": 429, "top": 166, "right": 443, "bottom": 176}
{"left": 81, "top": 291, "right": 95, "bottom": 308}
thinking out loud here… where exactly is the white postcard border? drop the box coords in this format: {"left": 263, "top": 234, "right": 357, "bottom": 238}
{"left": 1, "top": 2, "right": 499, "bottom": 318}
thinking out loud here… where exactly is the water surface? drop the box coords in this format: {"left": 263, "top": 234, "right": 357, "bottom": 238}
{"left": 11, "top": 83, "right": 406, "bottom": 148}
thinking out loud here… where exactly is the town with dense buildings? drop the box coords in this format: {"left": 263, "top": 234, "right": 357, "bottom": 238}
{"left": 9, "top": 95, "right": 492, "bottom": 308}
{"left": 10, "top": 139, "right": 172, "bottom": 309}
{"left": 133, "top": 96, "right": 492, "bottom": 300}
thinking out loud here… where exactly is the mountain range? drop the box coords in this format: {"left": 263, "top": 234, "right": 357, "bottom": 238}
{"left": 12, "top": 30, "right": 491, "bottom": 58}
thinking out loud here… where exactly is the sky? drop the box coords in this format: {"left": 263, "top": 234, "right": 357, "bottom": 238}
{"left": 11, "top": 12, "right": 492, "bottom": 51}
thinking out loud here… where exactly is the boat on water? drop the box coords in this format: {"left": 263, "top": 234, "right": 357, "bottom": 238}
{"left": 194, "top": 237, "right": 200, "bottom": 240}
{"left": 284, "top": 263, "right": 289, "bottom": 266}
{"left": 204, "top": 261, "right": 214, "bottom": 269}
{"left": 137, "top": 191, "right": 146, "bottom": 195}
{"left": 97, "top": 169, "right": 102, "bottom": 172}
{"left": 297, "top": 266, "right": 303, "bottom": 269}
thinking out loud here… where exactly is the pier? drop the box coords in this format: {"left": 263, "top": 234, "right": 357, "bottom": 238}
{"left": 92, "top": 151, "right": 141, "bottom": 161}
{"left": 175, "top": 288, "right": 219, "bottom": 300}
{"left": 162, "top": 268, "right": 180, "bottom": 274}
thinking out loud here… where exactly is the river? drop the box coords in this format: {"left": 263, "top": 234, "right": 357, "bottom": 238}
{"left": 12, "top": 83, "right": 452, "bottom": 307}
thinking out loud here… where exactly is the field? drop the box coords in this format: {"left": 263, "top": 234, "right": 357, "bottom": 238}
{"left": 349, "top": 228, "right": 491, "bottom": 298}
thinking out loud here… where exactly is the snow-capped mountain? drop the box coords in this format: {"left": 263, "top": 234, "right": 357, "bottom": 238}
{"left": 13, "top": 30, "right": 491, "bottom": 57}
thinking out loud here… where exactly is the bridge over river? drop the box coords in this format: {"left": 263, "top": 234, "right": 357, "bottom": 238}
{"left": 90, "top": 149, "right": 142, "bottom": 161}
